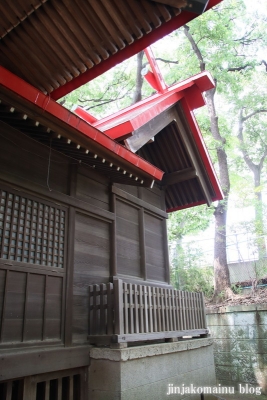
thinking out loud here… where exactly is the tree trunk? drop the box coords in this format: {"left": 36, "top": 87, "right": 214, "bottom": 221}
{"left": 131, "top": 51, "right": 145, "bottom": 104}
{"left": 213, "top": 203, "right": 231, "bottom": 295}
{"left": 184, "top": 24, "right": 232, "bottom": 299}
{"left": 253, "top": 167, "right": 267, "bottom": 259}
{"left": 237, "top": 109, "right": 267, "bottom": 259}
{"left": 205, "top": 88, "right": 232, "bottom": 299}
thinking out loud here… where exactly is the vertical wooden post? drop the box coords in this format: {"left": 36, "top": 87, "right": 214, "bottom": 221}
{"left": 123, "top": 282, "right": 129, "bottom": 334}
{"left": 42, "top": 274, "right": 48, "bottom": 341}
{"left": 113, "top": 279, "right": 124, "bottom": 335}
{"left": 200, "top": 292, "right": 207, "bottom": 329}
{"left": 162, "top": 219, "right": 170, "bottom": 284}
{"left": 99, "top": 284, "right": 106, "bottom": 334}
{"left": 0, "top": 269, "right": 9, "bottom": 342}
{"left": 64, "top": 207, "right": 75, "bottom": 346}
{"left": 156, "top": 287, "right": 161, "bottom": 332}
{"left": 147, "top": 286, "right": 153, "bottom": 332}
{"left": 110, "top": 192, "right": 117, "bottom": 278}
{"left": 139, "top": 284, "right": 144, "bottom": 333}
{"left": 171, "top": 289, "right": 177, "bottom": 331}
{"left": 143, "top": 285, "right": 149, "bottom": 333}
{"left": 22, "top": 272, "right": 29, "bottom": 342}
{"left": 129, "top": 283, "right": 134, "bottom": 333}
{"left": 6, "top": 381, "right": 12, "bottom": 400}
{"left": 23, "top": 377, "right": 36, "bottom": 400}
{"left": 63, "top": 162, "right": 78, "bottom": 347}
{"left": 58, "top": 378, "right": 62, "bottom": 400}
{"left": 45, "top": 381, "right": 50, "bottom": 400}
{"left": 181, "top": 291, "right": 186, "bottom": 330}
{"left": 107, "top": 283, "right": 114, "bottom": 335}
{"left": 134, "top": 284, "right": 139, "bottom": 334}
{"left": 93, "top": 285, "right": 100, "bottom": 335}
{"left": 69, "top": 376, "right": 74, "bottom": 400}
{"left": 160, "top": 288, "right": 165, "bottom": 331}
{"left": 139, "top": 208, "right": 147, "bottom": 280}
{"left": 152, "top": 286, "right": 157, "bottom": 332}
{"left": 178, "top": 290, "right": 183, "bottom": 330}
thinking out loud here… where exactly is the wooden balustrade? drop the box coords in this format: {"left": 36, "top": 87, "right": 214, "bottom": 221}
{"left": 88, "top": 279, "right": 208, "bottom": 345}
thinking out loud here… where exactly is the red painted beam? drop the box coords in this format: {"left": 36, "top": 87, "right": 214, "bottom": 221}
{"left": 92, "top": 71, "right": 214, "bottom": 132}
{"left": 0, "top": 67, "right": 164, "bottom": 181}
{"left": 167, "top": 200, "right": 208, "bottom": 212}
{"left": 50, "top": 0, "right": 223, "bottom": 100}
{"left": 75, "top": 92, "right": 183, "bottom": 140}
{"left": 180, "top": 96, "right": 224, "bottom": 203}
{"left": 144, "top": 47, "right": 167, "bottom": 93}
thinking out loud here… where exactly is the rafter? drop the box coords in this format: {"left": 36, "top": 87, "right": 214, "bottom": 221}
{"left": 161, "top": 167, "right": 197, "bottom": 185}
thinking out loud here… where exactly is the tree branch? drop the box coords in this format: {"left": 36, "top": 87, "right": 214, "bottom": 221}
{"left": 259, "top": 146, "right": 267, "bottom": 171}
{"left": 183, "top": 25, "right": 205, "bottom": 72}
{"left": 261, "top": 60, "right": 267, "bottom": 72}
{"left": 227, "top": 64, "right": 253, "bottom": 72}
{"left": 241, "top": 109, "right": 267, "bottom": 122}
{"left": 155, "top": 57, "right": 179, "bottom": 65}
{"left": 237, "top": 108, "right": 261, "bottom": 173}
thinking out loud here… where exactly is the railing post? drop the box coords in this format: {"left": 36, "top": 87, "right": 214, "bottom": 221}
{"left": 200, "top": 292, "right": 207, "bottom": 329}
{"left": 113, "top": 278, "right": 124, "bottom": 335}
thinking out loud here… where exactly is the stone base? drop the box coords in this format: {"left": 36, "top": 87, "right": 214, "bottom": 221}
{"left": 89, "top": 338, "right": 216, "bottom": 400}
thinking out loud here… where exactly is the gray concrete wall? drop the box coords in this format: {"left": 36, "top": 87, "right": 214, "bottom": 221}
{"left": 228, "top": 261, "right": 257, "bottom": 283}
{"left": 207, "top": 304, "right": 267, "bottom": 394}
{"left": 89, "top": 338, "right": 215, "bottom": 400}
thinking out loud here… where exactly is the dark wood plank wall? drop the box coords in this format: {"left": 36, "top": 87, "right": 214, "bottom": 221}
{"left": 0, "top": 128, "right": 170, "bottom": 349}
{"left": 116, "top": 199, "right": 141, "bottom": 278}
{"left": 0, "top": 121, "right": 69, "bottom": 194}
{"left": 113, "top": 184, "right": 169, "bottom": 285}
{"left": 76, "top": 170, "right": 110, "bottom": 211}
{"left": 0, "top": 265, "right": 64, "bottom": 345}
{"left": 73, "top": 212, "right": 110, "bottom": 343}
{"left": 145, "top": 213, "right": 165, "bottom": 282}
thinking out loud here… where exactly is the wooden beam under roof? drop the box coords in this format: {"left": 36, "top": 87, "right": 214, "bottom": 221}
{"left": 161, "top": 167, "right": 197, "bottom": 186}
{"left": 149, "top": 0, "right": 188, "bottom": 8}
{"left": 173, "top": 107, "right": 212, "bottom": 206}
{"left": 125, "top": 107, "right": 177, "bottom": 153}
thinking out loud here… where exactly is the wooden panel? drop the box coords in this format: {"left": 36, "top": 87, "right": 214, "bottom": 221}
{"left": 0, "top": 266, "right": 64, "bottom": 344}
{"left": 116, "top": 200, "right": 141, "bottom": 278}
{"left": 114, "top": 183, "right": 138, "bottom": 197}
{"left": 24, "top": 273, "right": 45, "bottom": 341}
{"left": 0, "top": 269, "right": 5, "bottom": 338}
{"left": 112, "top": 185, "right": 167, "bottom": 218}
{"left": 76, "top": 172, "right": 109, "bottom": 211}
{"left": 0, "top": 347, "right": 90, "bottom": 382}
{"left": 145, "top": 213, "right": 165, "bottom": 282}
{"left": 45, "top": 276, "right": 63, "bottom": 340}
{"left": 140, "top": 186, "right": 164, "bottom": 209}
{"left": 2, "top": 270, "right": 26, "bottom": 342}
{"left": 73, "top": 213, "right": 110, "bottom": 343}
{"left": 0, "top": 122, "right": 69, "bottom": 194}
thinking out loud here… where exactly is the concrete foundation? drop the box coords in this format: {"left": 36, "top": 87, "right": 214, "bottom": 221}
{"left": 89, "top": 338, "right": 215, "bottom": 400}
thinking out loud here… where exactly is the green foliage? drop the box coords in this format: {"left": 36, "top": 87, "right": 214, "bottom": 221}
{"left": 61, "top": 0, "right": 267, "bottom": 280}
{"left": 253, "top": 258, "right": 267, "bottom": 282}
{"left": 231, "top": 284, "right": 242, "bottom": 295}
{"left": 170, "top": 241, "right": 214, "bottom": 298}
{"left": 63, "top": 55, "right": 154, "bottom": 118}
{"left": 168, "top": 204, "right": 214, "bottom": 241}
{"left": 171, "top": 263, "right": 214, "bottom": 298}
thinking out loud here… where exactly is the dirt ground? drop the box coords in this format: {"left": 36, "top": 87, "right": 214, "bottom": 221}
{"left": 206, "top": 287, "right": 267, "bottom": 310}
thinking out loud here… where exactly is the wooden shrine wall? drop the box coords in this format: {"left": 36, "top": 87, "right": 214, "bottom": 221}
{"left": 0, "top": 128, "right": 169, "bottom": 347}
